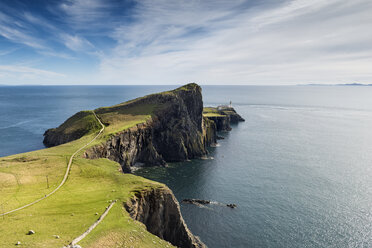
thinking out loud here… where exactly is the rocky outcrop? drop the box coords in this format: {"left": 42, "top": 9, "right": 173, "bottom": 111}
{"left": 84, "top": 121, "right": 166, "bottom": 172}
{"left": 205, "top": 116, "right": 231, "bottom": 131}
{"left": 219, "top": 107, "right": 245, "bottom": 123}
{"left": 182, "top": 199, "right": 237, "bottom": 208}
{"left": 84, "top": 84, "right": 213, "bottom": 172}
{"left": 125, "top": 187, "right": 206, "bottom": 248}
{"left": 202, "top": 117, "right": 217, "bottom": 147}
{"left": 203, "top": 106, "right": 245, "bottom": 131}
{"left": 45, "top": 83, "right": 242, "bottom": 172}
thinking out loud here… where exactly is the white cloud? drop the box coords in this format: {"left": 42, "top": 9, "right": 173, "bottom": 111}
{"left": 0, "top": 20, "right": 45, "bottom": 49}
{"left": 61, "top": 34, "right": 94, "bottom": 52}
{"left": 0, "top": 65, "right": 65, "bottom": 84}
{"left": 97, "top": 0, "right": 372, "bottom": 85}
{"left": 1, "top": 0, "right": 372, "bottom": 85}
{"left": 59, "top": 0, "right": 112, "bottom": 31}
{"left": 0, "top": 65, "right": 64, "bottom": 77}
{"left": 0, "top": 9, "right": 96, "bottom": 57}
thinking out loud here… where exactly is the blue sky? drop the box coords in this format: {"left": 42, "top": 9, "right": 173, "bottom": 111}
{"left": 0, "top": 0, "right": 371, "bottom": 85}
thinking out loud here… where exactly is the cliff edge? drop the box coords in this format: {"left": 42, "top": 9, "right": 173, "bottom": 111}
{"left": 38, "top": 83, "right": 244, "bottom": 247}
{"left": 125, "top": 187, "right": 205, "bottom": 248}
{"left": 44, "top": 83, "right": 244, "bottom": 173}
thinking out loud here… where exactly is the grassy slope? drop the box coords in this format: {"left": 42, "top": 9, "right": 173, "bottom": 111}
{"left": 202, "top": 107, "right": 225, "bottom": 117}
{"left": 0, "top": 98, "right": 175, "bottom": 247}
{"left": 46, "top": 111, "right": 103, "bottom": 139}
{"left": 95, "top": 103, "right": 156, "bottom": 138}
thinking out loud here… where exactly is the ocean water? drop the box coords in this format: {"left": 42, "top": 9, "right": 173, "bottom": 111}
{"left": 1, "top": 85, "right": 372, "bottom": 247}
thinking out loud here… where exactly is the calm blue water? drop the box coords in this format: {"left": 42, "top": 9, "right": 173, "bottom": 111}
{"left": 1, "top": 85, "right": 372, "bottom": 247}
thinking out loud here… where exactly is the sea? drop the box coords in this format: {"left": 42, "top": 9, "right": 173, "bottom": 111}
{"left": 0, "top": 85, "right": 371, "bottom": 248}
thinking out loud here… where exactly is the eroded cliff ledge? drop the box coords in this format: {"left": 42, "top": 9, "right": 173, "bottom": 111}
{"left": 203, "top": 106, "right": 245, "bottom": 132}
{"left": 125, "top": 187, "right": 205, "bottom": 248}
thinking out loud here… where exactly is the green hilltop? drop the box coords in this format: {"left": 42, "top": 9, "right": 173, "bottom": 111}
{"left": 0, "top": 83, "right": 236, "bottom": 248}
{"left": 0, "top": 85, "right": 205, "bottom": 248}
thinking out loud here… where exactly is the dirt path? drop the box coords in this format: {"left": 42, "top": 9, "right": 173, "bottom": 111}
{"left": 0, "top": 111, "right": 105, "bottom": 217}
{"left": 65, "top": 200, "right": 117, "bottom": 248}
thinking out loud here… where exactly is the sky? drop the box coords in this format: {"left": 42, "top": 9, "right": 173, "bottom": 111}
{"left": 0, "top": 0, "right": 371, "bottom": 85}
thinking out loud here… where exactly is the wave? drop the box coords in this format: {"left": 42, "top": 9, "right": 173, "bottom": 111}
{"left": 192, "top": 203, "right": 213, "bottom": 210}
{"left": 0, "top": 120, "right": 33, "bottom": 130}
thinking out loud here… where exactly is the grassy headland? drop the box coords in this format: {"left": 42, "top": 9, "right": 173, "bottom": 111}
{"left": 202, "top": 107, "right": 225, "bottom": 117}
{"left": 0, "top": 89, "right": 182, "bottom": 247}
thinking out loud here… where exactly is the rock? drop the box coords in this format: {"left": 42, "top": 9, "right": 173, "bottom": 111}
{"left": 83, "top": 84, "right": 211, "bottom": 173}
{"left": 183, "top": 199, "right": 237, "bottom": 209}
{"left": 125, "top": 188, "right": 206, "bottom": 248}
{"left": 39, "top": 84, "right": 246, "bottom": 248}
{"left": 206, "top": 116, "right": 232, "bottom": 131}
{"left": 43, "top": 83, "right": 243, "bottom": 174}
{"left": 217, "top": 106, "right": 245, "bottom": 123}
{"left": 27, "top": 230, "right": 35, "bottom": 235}
{"left": 203, "top": 106, "right": 245, "bottom": 131}
{"left": 95, "top": 212, "right": 98, "bottom": 215}
{"left": 203, "top": 117, "right": 217, "bottom": 147}
{"left": 182, "top": 199, "right": 211, "bottom": 205}
{"left": 227, "top": 204, "right": 237, "bottom": 208}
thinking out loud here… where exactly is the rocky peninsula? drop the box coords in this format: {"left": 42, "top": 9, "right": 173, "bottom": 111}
{"left": 44, "top": 83, "right": 244, "bottom": 173}
{"left": 24, "top": 83, "right": 244, "bottom": 248}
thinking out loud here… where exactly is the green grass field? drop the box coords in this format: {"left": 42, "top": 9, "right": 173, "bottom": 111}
{"left": 0, "top": 107, "right": 174, "bottom": 247}
{"left": 0, "top": 84, "right": 206, "bottom": 247}
{"left": 202, "top": 107, "right": 225, "bottom": 117}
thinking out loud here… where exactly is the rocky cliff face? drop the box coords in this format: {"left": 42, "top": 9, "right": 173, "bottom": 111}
{"left": 84, "top": 84, "right": 214, "bottom": 172}
{"left": 41, "top": 83, "right": 244, "bottom": 248}
{"left": 206, "top": 116, "right": 231, "bottom": 132}
{"left": 83, "top": 122, "right": 166, "bottom": 172}
{"left": 44, "top": 83, "right": 241, "bottom": 173}
{"left": 125, "top": 187, "right": 206, "bottom": 248}
{"left": 202, "top": 117, "right": 217, "bottom": 147}
{"left": 220, "top": 107, "right": 245, "bottom": 123}
{"left": 203, "top": 106, "right": 245, "bottom": 132}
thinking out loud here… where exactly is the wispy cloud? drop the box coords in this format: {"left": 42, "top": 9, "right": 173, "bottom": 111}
{"left": 59, "top": 0, "right": 116, "bottom": 32}
{"left": 0, "top": 0, "right": 372, "bottom": 85}
{"left": 0, "top": 65, "right": 65, "bottom": 81}
{"left": 60, "top": 34, "right": 94, "bottom": 52}
{"left": 0, "top": 12, "right": 46, "bottom": 50}
{"left": 0, "top": 47, "right": 19, "bottom": 56}
{"left": 97, "top": 0, "right": 372, "bottom": 85}
{"left": 0, "top": 6, "right": 96, "bottom": 56}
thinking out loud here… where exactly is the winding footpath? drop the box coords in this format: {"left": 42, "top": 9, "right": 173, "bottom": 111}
{"left": 0, "top": 111, "right": 105, "bottom": 217}
{"left": 65, "top": 200, "right": 117, "bottom": 248}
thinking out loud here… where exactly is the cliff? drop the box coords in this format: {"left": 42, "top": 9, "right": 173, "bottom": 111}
{"left": 44, "top": 83, "right": 215, "bottom": 172}
{"left": 203, "top": 106, "right": 245, "bottom": 131}
{"left": 44, "top": 84, "right": 244, "bottom": 172}
{"left": 125, "top": 187, "right": 206, "bottom": 248}
{"left": 35, "top": 83, "right": 244, "bottom": 247}
{"left": 202, "top": 117, "right": 217, "bottom": 147}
